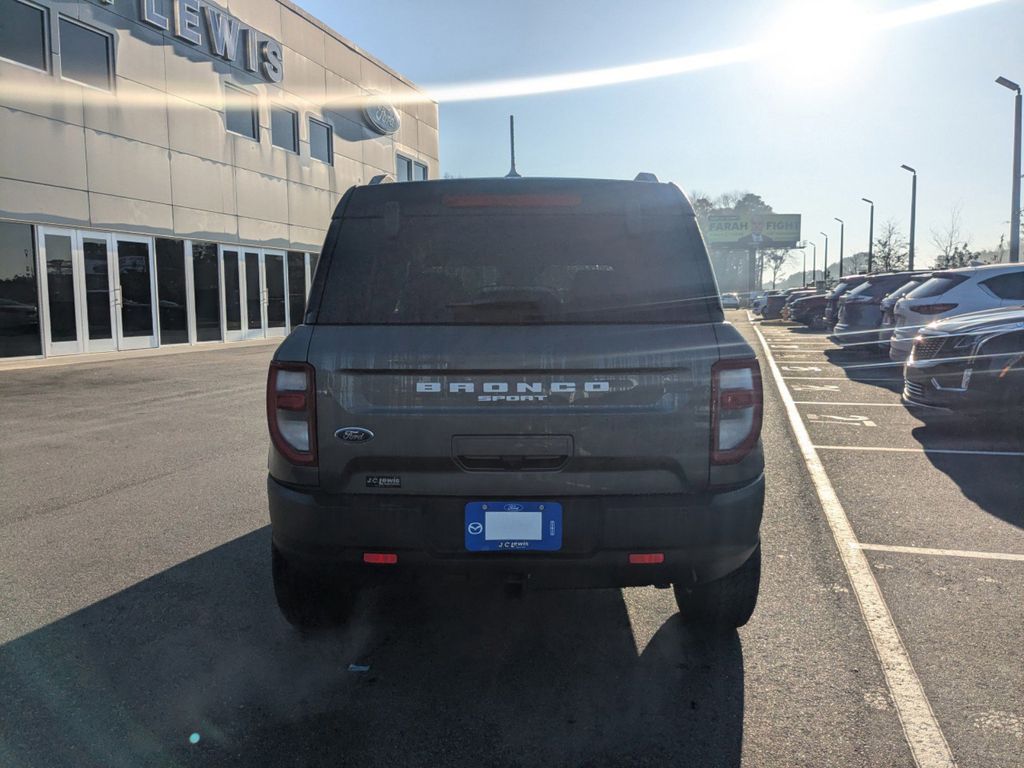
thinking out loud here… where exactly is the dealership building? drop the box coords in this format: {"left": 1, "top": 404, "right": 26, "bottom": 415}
{"left": 0, "top": 0, "right": 439, "bottom": 360}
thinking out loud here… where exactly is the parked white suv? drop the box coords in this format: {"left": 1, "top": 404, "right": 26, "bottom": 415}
{"left": 889, "top": 263, "right": 1024, "bottom": 360}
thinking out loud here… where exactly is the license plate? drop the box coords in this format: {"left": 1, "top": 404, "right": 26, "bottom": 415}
{"left": 464, "top": 501, "right": 562, "bottom": 552}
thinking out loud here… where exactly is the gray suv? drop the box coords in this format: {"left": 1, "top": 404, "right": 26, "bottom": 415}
{"left": 266, "top": 176, "right": 765, "bottom": 630}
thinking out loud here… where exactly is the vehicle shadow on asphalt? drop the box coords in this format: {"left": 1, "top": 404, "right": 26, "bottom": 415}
{"left": 910, "top": 423, "right": 1024, "bottom": 531}
{"left": 0, "top": 528, "right": 745, "bottom": 768}
{"left": 822, "top": 347, "right": 904, "bottom": 393}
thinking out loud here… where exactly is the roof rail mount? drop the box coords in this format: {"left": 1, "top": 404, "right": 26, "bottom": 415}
{"left": 369, "top": 174, "right": 394, "bottom": 185}
{"left": 633, "top": 172, "right": 659, "bottom": 183}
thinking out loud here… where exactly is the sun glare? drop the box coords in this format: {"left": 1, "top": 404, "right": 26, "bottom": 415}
{"left": 763, "top": 1, "right": 872, "bottom": 86}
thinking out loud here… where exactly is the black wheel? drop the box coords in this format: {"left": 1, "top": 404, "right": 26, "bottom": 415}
{"left": 272, "top": 543, "right": 356, "bottom": 629}
{"left": 673, "top": 545, "right": 761, "bottom": 630}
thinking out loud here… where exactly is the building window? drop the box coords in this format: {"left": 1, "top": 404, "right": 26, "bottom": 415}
{"left": 396, "top": 155, "right": 412, "bottom": 182}
{"left": 0, "top": 221, "right": 42, "bottom": 358}
{"left": 0, "top": 0, "right": 48, "bottom": 72}
{"left": 58, "top": 18, "right": 112, "bottom": 91}
{"left": 225, "top": 84, "right": 258, "bottom": 140}
{"left": 271, "top": 106, "right": 298, "bottom": 153}
{"left": 309, "top": 118, "right": 332, "bottom": 164}
{"left": 397, "top": 155, "right": 428, "bottom": 182}
{"left": 155, "top": 238, "right": 188, "bottom": 345}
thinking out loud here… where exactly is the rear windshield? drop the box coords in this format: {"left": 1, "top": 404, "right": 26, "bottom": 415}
{"left": 316, "top": 209, "right": 720, "bottom": 324}
{"left": 886, "top": 279, "right": 925, "bottom": 301}
{"left": 907, "top": 274, "right": 968, "bottom": 299}
{"left": 848, "top": 276, "right": 908, "bottom": 299}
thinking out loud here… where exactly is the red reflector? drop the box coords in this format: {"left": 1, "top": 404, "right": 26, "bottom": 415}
{"left": 442, "top": 194, "right": 582, "bottom": 208}
{"left": 629, "top": 553, "right": 665, "bottom": 565}
{"left": 275, "top": 392, "right": 307, "bottom": 411}
{"left": 720, "top": 390, "right": 755, "bottom": 410}
{"left": 363, "top": 553, "right": 398, "bottom": 565}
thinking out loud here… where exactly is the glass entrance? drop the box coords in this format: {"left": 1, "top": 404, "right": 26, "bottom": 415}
{"left": 263, "top": 250, "right": 287, "bottom": 338}
{"left": 82, "top": 235, "right": 115, "bottom": 352}
{"left": 221, "top": 247, "right": 244, "bottom": 341}
{"left": 113, "top": 235, "right": 157, "bottom": 350}
{"left": 243, "top": 250, "right": 263, "bottom": 339}
{"left": 37, "top": 227, "right": 82, "bottom": 355}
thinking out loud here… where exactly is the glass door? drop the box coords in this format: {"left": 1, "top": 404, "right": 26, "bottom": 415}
{"left": 112, "top": 235, "right": 157, "bottom": 350}
{"left": 81, "top": 234, "right": 116, "bottom": 353}
{"left": 243, "top": 249, "right": 264, "bottom": 339}
{"left": 263, "top": 249, "right": 288, "bottom": 338}
{"left": 36, "top": 226, "right": 83, "bottom": 356}
{"left": 221, "top": 247, "right": 244, "bottom": 342}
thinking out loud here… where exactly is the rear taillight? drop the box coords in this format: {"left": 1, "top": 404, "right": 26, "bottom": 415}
{"left": 267, "top": 361, "right": 317, "bottom": 466}
{"left": 913, "top": 303, "right": 958, "bottom": 315}
{"left": 711, "top": 359, "right": 763, "bottom": 465}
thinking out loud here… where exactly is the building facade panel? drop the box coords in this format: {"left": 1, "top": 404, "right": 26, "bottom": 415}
{"left": 169, "top": 152, "right": 237, "bottom": 215}
{"left": 83, "top": 78, "right": 170, "bottom": 147}
{"left": 0, "top": 0, "right": 439, "bottom": 361}
{"left": 0, "top": 107, "right": 89, "bottom": 189}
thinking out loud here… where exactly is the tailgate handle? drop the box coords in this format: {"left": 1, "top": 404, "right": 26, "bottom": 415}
{"left": 452, "top": 435, "right": 573, "bottom": 472}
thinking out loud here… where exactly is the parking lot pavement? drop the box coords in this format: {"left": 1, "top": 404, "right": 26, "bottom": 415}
{"left": 744, "top": 312, "right": 1024, "bottom": 768}
{"left": 0, "top": 340, "right": 925, "bottom": 767}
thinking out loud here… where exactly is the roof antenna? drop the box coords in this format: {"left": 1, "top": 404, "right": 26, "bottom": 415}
{"left": 505, "top": 115, "right": 522, "bottom": 178}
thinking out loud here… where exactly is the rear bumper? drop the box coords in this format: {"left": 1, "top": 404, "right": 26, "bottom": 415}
{"left": 268, "top": 474, "right": 765, "bottom": 588}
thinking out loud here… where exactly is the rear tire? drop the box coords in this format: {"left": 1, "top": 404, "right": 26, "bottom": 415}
{"left": 272, "top": 543, "right": 356, "bottom": 630}
{"left": 673, "top": 545, "right": 761, "bottom": 630}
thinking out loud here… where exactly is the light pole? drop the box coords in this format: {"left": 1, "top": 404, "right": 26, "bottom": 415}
{"left": 861, "top": 198, "right": 875, "bottom": 272}
{"left": 820, "top": 232, "right": 829, "bottom": 283}
{"left": 834, "top": 217, "right": 845, "bottom": 277}
{"left": 901, "top": 165, "right": 917, "bottom": 270}
{"left": 996, "top": 76, "right": 1021, "bottom": 262}
{"left": 795, "top": 241, "right": 808, "bottom": 286}
{"left": 808, "top": 241, "right": 817, "bottom": 285}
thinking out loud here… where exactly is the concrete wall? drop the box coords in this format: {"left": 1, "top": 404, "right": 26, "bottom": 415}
{"left": 0, "top": 0, "right": 440, "bottom": 251}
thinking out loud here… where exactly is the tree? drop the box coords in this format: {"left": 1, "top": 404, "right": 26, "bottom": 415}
{"left": 762, "top": 249, "right": 792, "bottom": 289}
{"left": 931, "top": 205, "right": 974, "bottom": 268}
{"left": 846, "top": 251, "right": 869, "bottom": 274}
{"left": 873, "top": 220, "right": 909, "bottom": 272}
{"left": 691, "top": 190, "right": 777, "bottom": 294}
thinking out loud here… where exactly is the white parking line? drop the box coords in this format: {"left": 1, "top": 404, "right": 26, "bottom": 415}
{"left": 753, "top": 323, "right": 956, "bottom": 768}
{"left": 852, "top": 542, "right": 1024, "bottom": 563}
{"left": 814, "top": 445, "right": 1024, "bottom": 458}
{"left": 793, "top": 401, "right": 920, "bottom": 407}
{"left": 782, "top": 376, "right": 902, "bottom": 381}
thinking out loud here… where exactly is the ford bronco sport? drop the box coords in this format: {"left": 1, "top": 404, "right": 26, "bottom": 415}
{"left": 267, "top": 176, "right": 765, "bottom": 629}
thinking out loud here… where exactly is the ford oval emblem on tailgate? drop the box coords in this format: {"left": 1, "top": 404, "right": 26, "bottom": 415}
{"left": 335, "top": 427, "right": 375, "bottom": 443}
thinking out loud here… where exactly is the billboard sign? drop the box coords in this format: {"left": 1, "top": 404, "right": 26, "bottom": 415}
{"left": 704, "top": 212, "right": 802, "bottom": 248}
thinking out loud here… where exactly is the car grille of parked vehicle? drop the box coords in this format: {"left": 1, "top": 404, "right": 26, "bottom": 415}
{"left": 913, "top": 334, "right": 971, "bottom": 362}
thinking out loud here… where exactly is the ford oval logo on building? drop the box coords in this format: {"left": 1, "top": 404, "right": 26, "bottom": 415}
{"left": 336, "top": 427, "right": 375, "bottom": 443}
{"left": 363, "top": 100, "right": 401, "bottom": 136}
{"left": 503, "top": 503, "right": 524, "bottom": 511}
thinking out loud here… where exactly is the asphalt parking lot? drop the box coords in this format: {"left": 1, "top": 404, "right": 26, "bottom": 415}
{"left": 0, "top": 317, "right": 1020, "bottom": 767}
{"left": 750, "top": 311, "right": 1024, "bottom": 768}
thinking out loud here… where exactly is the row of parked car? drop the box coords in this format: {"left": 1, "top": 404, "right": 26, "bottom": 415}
{"left": 749, "top": 263, "right": 1024, "bottom": 422}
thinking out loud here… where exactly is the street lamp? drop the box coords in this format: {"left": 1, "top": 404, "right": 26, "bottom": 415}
{"left": 861, "top": 198, "right": 875, "bottom": 272}
{"left": 901, "top": 165, "right": 917, "bottom": 270}
{"left": 808, "top": 240, "right": 817, "bottom": 285}
{"left": 819, "top": 232, "right": 830, "bottom": 283}
{"left": 834, "top": 217, "right": 845, "bottom": 278}
{"left": 996, "top": 76, "right": 1021, "bottom": 262}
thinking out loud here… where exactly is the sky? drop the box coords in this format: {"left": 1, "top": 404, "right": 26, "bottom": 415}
{"left": 301, "top": 0, "right": 1023, "bottom": 272}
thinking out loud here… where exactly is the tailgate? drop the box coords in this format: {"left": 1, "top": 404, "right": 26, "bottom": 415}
{"left": 308, "top": 324, "right": 720, "bottom": 496}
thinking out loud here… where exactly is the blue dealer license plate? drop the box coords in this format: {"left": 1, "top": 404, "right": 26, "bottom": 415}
{"left": 464, "top": 501, "right": 562, "bottom": 552}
